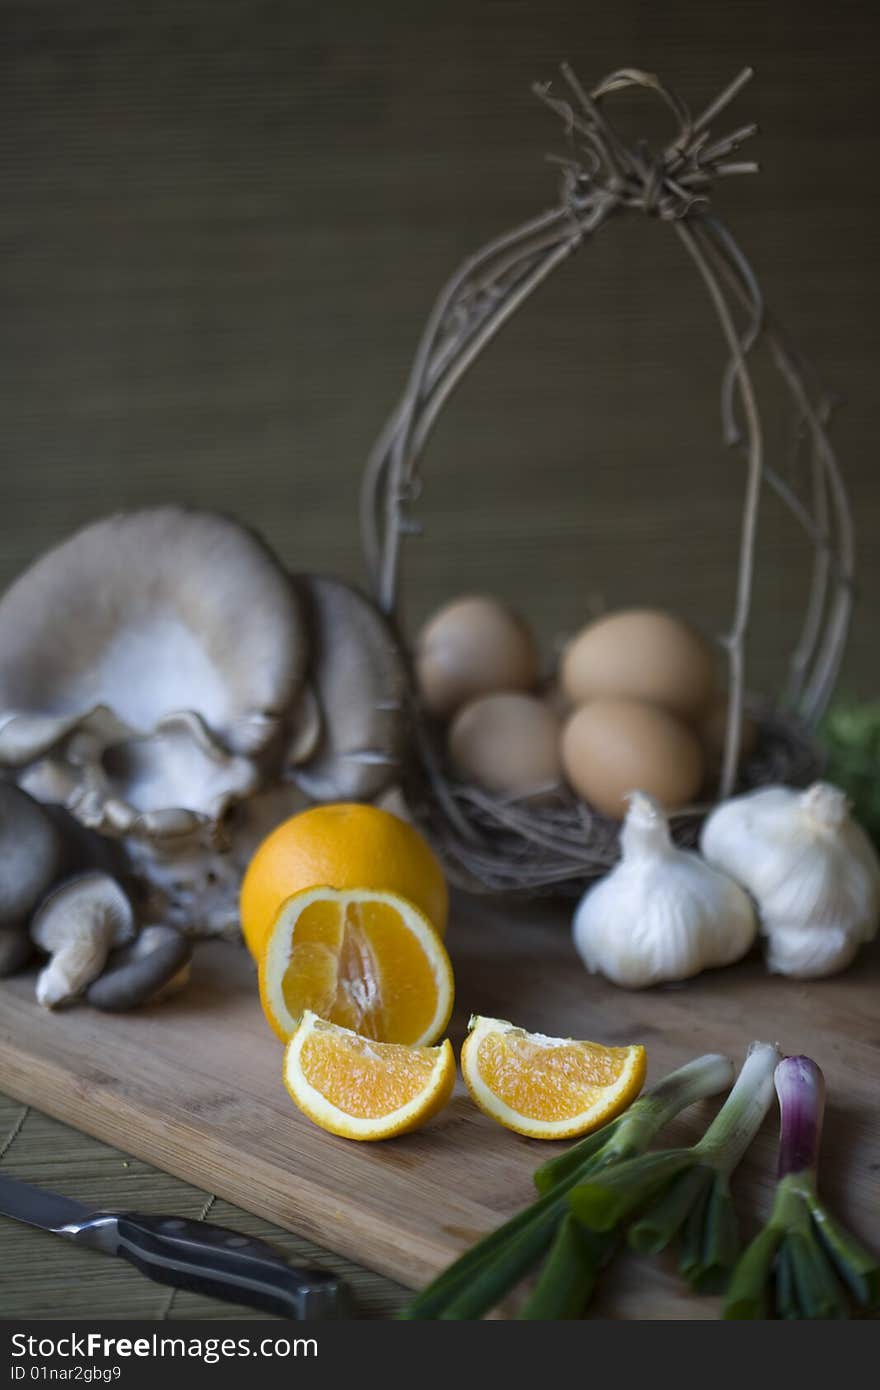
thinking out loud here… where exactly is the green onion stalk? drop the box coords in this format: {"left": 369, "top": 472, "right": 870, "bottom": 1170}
{"left": 724, "top": 1055, "right": 880, "bottom": 1319}
{"left": 398, "top": 1052, "right": 734, "bottom": 1320}
{"left": 570, "top": 1041, "right": 780, "bottom": 1293}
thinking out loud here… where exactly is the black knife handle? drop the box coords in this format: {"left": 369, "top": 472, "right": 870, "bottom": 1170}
{"left": 113, "top": 1212, "right": 349, "bottom": 1319}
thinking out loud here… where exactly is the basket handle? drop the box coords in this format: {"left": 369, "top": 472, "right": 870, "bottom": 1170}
{"left": 361, "top": 66, "right": 854, "bottom": 799}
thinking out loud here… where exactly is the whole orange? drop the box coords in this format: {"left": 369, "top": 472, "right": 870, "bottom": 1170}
{"left": 239, "top": 802, "right": 449, "bottom": 960}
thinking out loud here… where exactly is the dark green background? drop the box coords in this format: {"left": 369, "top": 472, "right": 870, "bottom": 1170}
{"left": 1, "top": 0, "right": 878, "bottom": 701}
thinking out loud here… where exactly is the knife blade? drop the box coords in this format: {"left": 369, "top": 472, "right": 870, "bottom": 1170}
{"left": 0, "top": 1173, "right": 349, "bottom": 1319}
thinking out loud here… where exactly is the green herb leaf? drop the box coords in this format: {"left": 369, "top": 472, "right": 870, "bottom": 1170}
{"left": 570, "top": 1149, "right": 695, "bottom": 1232}
{"left": 810, "top": 1198, "right": 880, "bottom": 1311}
{"left": 785, "top": 1230, "right": 849, "bottom": 1320}
{"left": 723, "top": 1223, "right": 785, "bottom": 1319}
{"left": 628, "top": 1165, "right": 712, "bottom": 1254}
{"left": 519, "top": 1216, "right": 611, "bottom": 1320}
{"left": 680, "top": 1171, "right": 740, "bottom": 1293}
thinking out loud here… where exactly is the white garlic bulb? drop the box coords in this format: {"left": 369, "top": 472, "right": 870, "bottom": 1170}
{"left": 700, "top": 782, "right": 880, "bottom": 979}
{"left": 573, "top": 792, "right": 757, "bottom": 989}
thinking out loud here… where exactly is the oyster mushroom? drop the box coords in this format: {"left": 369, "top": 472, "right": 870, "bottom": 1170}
{"left": 291, "top": 575, "right": 409, "bottom": 802}
{"left": 0, "top": 785, "right": 133, "bottom": 979}
{"left": 0, "top": 507, "right": 309, "bottom": 841}
{"left": 123, "top": 780, "right": 308, "bottom": 939}
{"left": 30, "top": 871, "right": 136, "bottom": 1007}
{"left": 86, "top": 924, "right": 192, "bottom": 1011}
{"left": 0, "top": 783, "right": 69, "bottom": 925}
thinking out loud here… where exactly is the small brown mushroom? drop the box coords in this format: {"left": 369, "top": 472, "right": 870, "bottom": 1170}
{"left": 30, "top": 871, "right": 136, "bottom": 1008}
{"left": 0, "top": 783, "right": 68, "bottom": 925}
{"left": 0, "top": 925, "right": 33, "bottom": 977}
{"left": 290, "top": 575, "right": 409, "bottom": 803}
{"left": 86, "top": 924, "right": 192, "bottom": 1011}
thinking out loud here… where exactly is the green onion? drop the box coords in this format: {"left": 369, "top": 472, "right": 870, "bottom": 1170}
{"left": 518, "top": 1215, "right": 608, "bottom": 1319}
{"left": 570, "top": 1041, "right": 780, "bottom": 1292}
{"left": 724, "top": 1055, "right": 879, "bottom": 1319}
{"left": 399, "top": 1051, "right": 734, "bottom": 1320}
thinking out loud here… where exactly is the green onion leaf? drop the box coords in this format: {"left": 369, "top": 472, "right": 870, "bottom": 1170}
{"left": 399, "top": 1181, "right": 570, "bottom": 1319}
{"left": 775, "top": 1239, "right": 799, "bottom": 1319}
{"left": 532, "top": 1116, "right": 627, "bottom": 1194}
{"left": 519, "top": 1216, "right": 611, "bottom": 1319}
{"left": 438, "top": 1210, "right": 560, "bottom": 1320}
{"left": 810, "top": 1198, "right": 880, "bottom": 1311}
{"left": 723, "top": 1223, "right": 785, "bottom": 1319}
{"left": 680, "top": 1171, "right": 740, "bottom": 1293}
{"left": 569, "top": 1149, "right": 695, "bottom": 1232}
{"left": 628, "top": 1166, "right": 712, "bottom": 1254}
{"left": 786, "top": 1229, "right": 849, "bottom": 1320}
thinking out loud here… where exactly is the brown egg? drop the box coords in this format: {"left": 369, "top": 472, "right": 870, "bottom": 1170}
{"left": 416, "top": 595, "right": 539, "bottom": 719}
{"left": 448, "top": 693, "right": 562, "bottom": 802}
{"left": 699, "top": 695, "right": 759, "bottom": 769}
{"left": 561, "top": 698, "right": 705, "bottom": 820}
{"left": 560, "top": 609, "right": 718, "bottom": 721}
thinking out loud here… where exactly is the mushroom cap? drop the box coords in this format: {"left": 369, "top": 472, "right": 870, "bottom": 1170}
{"left": 0, "top": 507, "right": 308, "bottom": 765}
{"left": 86, "top": 924, "right": 193, "bottom": 1011}
{"left": 0, "top": 783, "right": 68, "bottom": 924}
{"left": 291, "top": 575, "right": 410, "bottom": 803}
{"left": 30, "top": 870, "right": 136, "bottom": 954}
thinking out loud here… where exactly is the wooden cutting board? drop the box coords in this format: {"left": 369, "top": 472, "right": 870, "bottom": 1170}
{"left": 1, "top": 892, "right": 878, "bottom": 1319}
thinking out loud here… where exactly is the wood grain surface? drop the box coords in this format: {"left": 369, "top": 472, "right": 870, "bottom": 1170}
{"left": 2, "top": 893, "right": 878, "bottom": 1319}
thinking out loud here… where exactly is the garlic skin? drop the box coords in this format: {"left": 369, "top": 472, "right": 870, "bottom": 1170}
{"left": 700, "top": 782, "right": 880, "bottom": 979}
{"left": 573, "top": 792, "right": 757, "bottom": 989}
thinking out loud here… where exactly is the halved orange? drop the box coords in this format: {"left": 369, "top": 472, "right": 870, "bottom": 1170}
{"left": 284, "top": 1010, "right": 456, "bottom": 1140}
{"left": 259, "top": 886, "right": 454, "bottom": 1045}
{"left": 240, "top": 803, "right": 449, "bottom": 961}
{"left": 461, "top": 1015, "right": 646, "bottom": 1140}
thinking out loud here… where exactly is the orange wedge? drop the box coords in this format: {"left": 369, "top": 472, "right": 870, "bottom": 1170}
{"left": 259, "top": 886, "right": 454, "bottom": 1045}
{"left": 283, "top": 1010, "right": 456, "bottom": 1140}
{"left": 461, "top": 1014, "right": 646, "bottom": 1140}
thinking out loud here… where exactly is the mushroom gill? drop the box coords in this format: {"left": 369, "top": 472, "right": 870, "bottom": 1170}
{"left": 0, "top": 507, "right": 309, "bottom": 843}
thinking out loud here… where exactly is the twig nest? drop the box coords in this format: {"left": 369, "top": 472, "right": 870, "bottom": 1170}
{"left": 0, "top": 507, "right": 308, "bottom": 843}
{"left": 561, "top": 698, "right": 705, "bottom": 819}
{"left": 290, "top": 575, "right": 408, "bottom": 802}
{"left": 415, "top": 596, "right": 538, "bottom": 719}
{"left": 560, "top": 609, "right": 718, "bottom": 721}
{"left": 86, "top": 924, "right": 193, "bottom": 1011}
{"left": 448, "top": 693, "right": 563, "bottom": 803}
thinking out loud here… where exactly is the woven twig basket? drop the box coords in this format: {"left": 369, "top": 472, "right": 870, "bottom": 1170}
{"left": 360, "top": 66, "right": 854, "bottom": 896}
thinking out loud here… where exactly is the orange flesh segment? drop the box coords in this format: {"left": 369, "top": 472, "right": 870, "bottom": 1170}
{"left": 280, "top": 897, "right": 442, "bottom": 1043}
{"left": 475, "top": 1032, "right": 641, "bottom": 1122}
{"left": 299, "top": 1027, "right": 439, "bottom": 1120}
